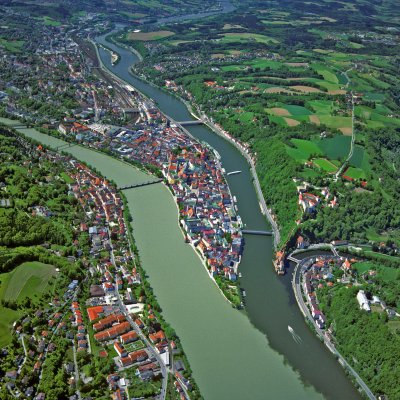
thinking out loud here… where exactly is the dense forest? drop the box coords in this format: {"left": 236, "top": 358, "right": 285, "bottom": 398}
{"left": 318, "top": 286, "right": 400, "bottom": 399}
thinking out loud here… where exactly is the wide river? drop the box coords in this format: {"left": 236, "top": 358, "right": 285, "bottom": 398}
{"left": 0, "top": 6, "right": 361, "bottom": 397}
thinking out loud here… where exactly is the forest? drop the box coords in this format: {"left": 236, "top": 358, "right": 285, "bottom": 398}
{"left": 318, "top": 285, "right": 400, "bottom": 399}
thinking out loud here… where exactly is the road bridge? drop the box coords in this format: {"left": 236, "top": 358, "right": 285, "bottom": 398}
{"left": 177, "top": 120, "right": 203, "bottom": 126}
{"left": 56, "top": 143, "right": 75, "bottom": 151}
{"left": 119, "top": 179, "right": 162, "bottom": 190}
{"left": 242, "top": 229, "right": 273, "bottom": 236}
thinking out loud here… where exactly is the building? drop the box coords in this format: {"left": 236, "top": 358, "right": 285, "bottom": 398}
{"left": 357, "top": 290, "right": 370, "bottom": 312}
{"left": 114, "top": 342, "right": 127, "bottom": 358}
{"left": 120, "top": 331, "right": 138, "bottom": 344}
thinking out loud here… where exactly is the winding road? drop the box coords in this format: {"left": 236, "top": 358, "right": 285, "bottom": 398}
{"left": 335, "top": 67, "right": 355, "bottom": 179}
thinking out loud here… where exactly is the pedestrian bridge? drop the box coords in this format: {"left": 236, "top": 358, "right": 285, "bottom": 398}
{"left": 119, "top": 179, "right": 162, "bottom": 190}
{"left": 242, "top": 230, "right": 273, "bottom": 236}
{"left": 177, "top": 120, "right": 204, "bottom": 126}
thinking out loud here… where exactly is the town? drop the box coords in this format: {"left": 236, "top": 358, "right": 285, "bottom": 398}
{"left": 0, "top": 133, "right": 197, "bottom": 399}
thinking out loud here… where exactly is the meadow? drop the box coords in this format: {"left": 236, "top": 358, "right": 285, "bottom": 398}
{"left": 0, "top": 261, "right": 56, "bottom": 346}
{"left": 1, "top": 261, "right": 57, "bottom": 303}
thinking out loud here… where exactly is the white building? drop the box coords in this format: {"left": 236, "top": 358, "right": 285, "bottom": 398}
{"left": 357, "top": 290, "right": 370, "bottom": 312}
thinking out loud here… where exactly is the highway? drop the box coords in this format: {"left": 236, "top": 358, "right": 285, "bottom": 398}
{"left": 291, "top": 253, "right": 376, "bottom": 400}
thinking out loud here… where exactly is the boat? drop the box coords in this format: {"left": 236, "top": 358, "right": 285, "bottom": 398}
{"left": 288, "top": 325, "right": 294, "bottom": 334}
{"left": 227, "top": 170, "right": 242, "bottom": 176}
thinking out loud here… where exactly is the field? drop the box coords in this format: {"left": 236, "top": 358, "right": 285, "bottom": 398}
{"left": 35, "top": 16, "right": 61, "bottom": 26}
{"left": 313, "top": 158, "right": 338, "bottom": 173}
{"left": 0, "top": 261, "right": 57, "bottom": 303}
{"left": 344, "top": 167, "right": 366, "bottom": 180}
{"left": 0, "top": 38, "right": 25, "bottom": 53}
{"left": 60, "top": 172, "right": 75, "bottom": 184}
{"left": 286, "top": 138, "right": 322, "bottom": 161}
{"left": 0, "top": 262, "right": 55, "bottom": 346}
{"left": 127, "top": 30, "right": 175, "bottom": 41}
{"left": 0, "top": 306, "right": 22, "bottom": 347}
{"left": 218, "top": 32, "right": 279, "bottom": 44}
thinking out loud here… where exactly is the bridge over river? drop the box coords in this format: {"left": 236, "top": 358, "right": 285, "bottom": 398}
{"left": 119, "top": 179, "right": 162, "bottom": 190}
{"left": 177, "top": 120, "right": 204, "bottom": 126}
{"left": 242, "top": 229, "right": 273, "bottom": 236}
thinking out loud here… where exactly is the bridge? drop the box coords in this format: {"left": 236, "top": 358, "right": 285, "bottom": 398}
{"left": 242, "top": 229, "right": 273, "bottom": 236}
{"left": 119, "top": 179, "right": 162, "bottom": 191}
{"left": 56, "top": 143, "right": 76, "bottom": 151}
{"left": 177, "top": 120, "right": 204, "bottom": 126}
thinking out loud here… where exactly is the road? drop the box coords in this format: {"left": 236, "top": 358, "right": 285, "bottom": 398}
{"left": 291, "top": 254, "right": 376, "bottom": 400}
{"left": 72, "top": 342, "right": 82, "bottom": 400}
{"left": 335, "top": 67, "right": 355, "bottom": 179}
{"left": 108, "top": 228, "right": 168, "bottom": 400}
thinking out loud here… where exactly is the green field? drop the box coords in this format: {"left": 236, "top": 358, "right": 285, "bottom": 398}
{"left": 0, "top": 38, "right": 25, "bottom": 53}
{"left": 318, "top": 135, "right": 351, "bottom": 160}
{"left": 344, "top": 167, "right": 366, "bottom": 180}
{"left": 1, "top": 261, "right": 57, "bottom": 302}
{"left": 312, "top": 64, "right": 339, "bottom": 84}
{"left": 353, "top": 261, "right": 399, "bottom": 282}
{"left": 314, "top": 158, "right": 338, "bottom": 173}
{"left": 35, "top": 16, "right": 61, "bottom": 26}
{"left": 286, "top": 138, "right": 323, "bottom": 161}
{"left": 0, "top": 306, "right": 21, "bottom": 347}
{"left": 307, "top": 100, "right": 336, "bottom": 115}
{"left": 60, "top": 172, "right": 75, "bottom": 184}
{"left": 284, "top": 104, "right": 312, "bottom": 116}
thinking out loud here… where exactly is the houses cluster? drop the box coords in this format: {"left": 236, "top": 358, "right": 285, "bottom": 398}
{"left": 302, "top": 256, "right": 342, "bottom": 330}
{"left": 71, "top": 102, "right": 244, "bottom": 284}
{"left": 166, "top": 150, "right": 243, "bottom": 281}
{"left": 296, "top": 182, "right": 339, "bottom": 215}
{"left": 71, "top": 301, "right": 89, "bottom": 353}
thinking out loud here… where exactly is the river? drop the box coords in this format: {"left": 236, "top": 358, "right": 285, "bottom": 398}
{"left": 94, "top": 23, "right": 361, "bottom": 400}
{"left": 0, "top": 5, "right": 361, "bottom": 397}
